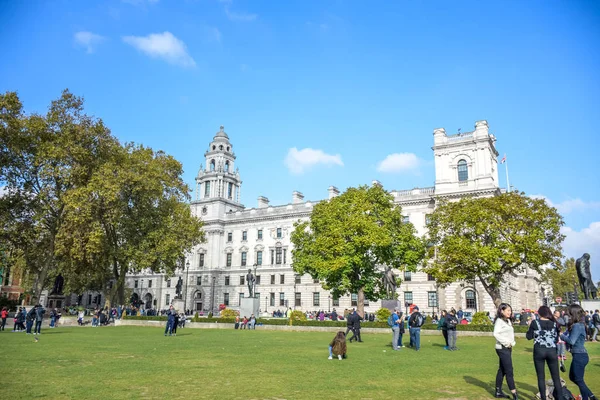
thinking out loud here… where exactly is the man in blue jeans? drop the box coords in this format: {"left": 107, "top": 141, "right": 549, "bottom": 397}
{"left": 408, "top": 306, "right": 424, "bottom": 351}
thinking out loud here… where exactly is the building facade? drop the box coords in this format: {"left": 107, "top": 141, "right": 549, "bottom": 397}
{"left": 125, "top": 121, "right": 545, "bottom": 316}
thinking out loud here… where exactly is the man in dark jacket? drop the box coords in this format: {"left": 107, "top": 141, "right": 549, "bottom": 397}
{"left": 348, "top": 310, "right": 363, "bottom": 343}
{"left": 25, "top": 306, "right": 36, "bottom": 334}
{"left": 408, "top": 306, "right": 424, "bottom": 351}
{"left": 345, "top": 309, "right": 354, "bottom": 338}
{"left": 165, "top": 305, "right": 176, "bottom": 336}
{"left": 330, "top": 309, "right": 338, "bottom": 321}
{"left": 34, "top": 304, "right": 45, "bottom": 335}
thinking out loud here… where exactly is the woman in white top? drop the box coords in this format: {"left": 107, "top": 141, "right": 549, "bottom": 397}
{"left": 493, "top": 303, "right": 518, "bottom": 400}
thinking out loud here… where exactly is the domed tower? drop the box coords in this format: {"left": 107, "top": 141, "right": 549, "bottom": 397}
{"left": 193, "top": 126, "right": 243, "bottom": 218}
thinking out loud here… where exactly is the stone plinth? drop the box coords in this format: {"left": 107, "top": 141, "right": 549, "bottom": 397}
{"left": 171, "top": 298, "right": 185, "bottom": 313}
{"left": 239, "top": 297, "right": 260, "bottom": 319}
{"left": 47, "top": 295, "right": 66, "bottom": 309}
{"left": 381, "top": 299, "right": 401, "bottom": 311}
{"left": 581, "top": 299, "right": 600, "bottom": 312}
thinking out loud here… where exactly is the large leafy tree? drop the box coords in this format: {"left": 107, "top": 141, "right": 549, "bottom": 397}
{"left": 57, "top": 144, "right": 205, "bottom": 305}
{"left": 291, "top": 185, "right": 425, "bottom": 316}
{"left": 0, "top": 90, "right": 118, "bottom": 303}
{"left": 424, "top": 191, "right": 564, "bottom": 308}
{"left": 543, "top": 257, "right": 581, "bottom": 302}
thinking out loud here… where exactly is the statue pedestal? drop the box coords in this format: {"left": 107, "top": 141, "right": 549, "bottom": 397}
{"left": 47, "top": 294, "right": 66, "bottom": 309}
{"left": 239, "top": 297, "right": 260, "bottom": 319}
{"left": 381, "top": 299, "right": 401, "bottom": 312}
{"left": 581, "top": 299, "right": 600, "bottom": 312}
{"left": 171, "top": 298, "right": 185, "bottom": 313}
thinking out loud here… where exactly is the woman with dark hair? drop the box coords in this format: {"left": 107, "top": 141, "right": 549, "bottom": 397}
{"left": 493, "top": 303, "right": 518, "bottom": 399}
{"left": 561, "top": 304, "right": 596, "bottom": 400}
{"left": 328, "top": 331, "right": 347, "bottom": 360}
{"left": 526, "top": 306, "right": 563, "bottom": 400}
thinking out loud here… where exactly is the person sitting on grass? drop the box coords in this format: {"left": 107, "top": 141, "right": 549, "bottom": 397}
{"left": 328, "top": 331, "right": 347, "bottom": 360}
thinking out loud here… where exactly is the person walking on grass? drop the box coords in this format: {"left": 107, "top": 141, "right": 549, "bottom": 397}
{"left": 445, "top": 309, "right": 459, "bottom": 351}
{"left": 33, "top": 304, "right": 45, "bottom": 335}
{"left": 345, "top": 309, "right": 355, "bottom": 339}
{"left": 592, "top": 309, "right": 600, "bottom": 342}
{"left": 553, "top": 310, "right": 568, "bottom": 373}
{"left": 164, "top": 305, "right": 175, "bottom": 336}
{"left": 437, "top": 310, "right": 449, "bottom": 349}
{"left": 348, "top": 309, "right": 363, "bottom": 343}
{"left": 526, "top": 306, "right": 563, "bottom": 400}
{"left": 1, "top": 307, "right": 7, "bottom": 331}
{"left": 493, "top": 303, "right": 518, "bottom": 400}
{"left": 561, "top": 304, "right": 597, "bottom": 400}
{"left": 328, "top": 331, "right": 347, "bottom": 360}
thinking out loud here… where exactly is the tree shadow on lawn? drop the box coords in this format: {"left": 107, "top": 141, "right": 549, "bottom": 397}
{"left": 463, "top": 376, "right": 537, "bottom": 400}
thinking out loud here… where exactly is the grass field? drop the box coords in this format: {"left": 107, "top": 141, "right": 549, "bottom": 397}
{"left": 1, "top": 326, "right": 599, "bottom": 400}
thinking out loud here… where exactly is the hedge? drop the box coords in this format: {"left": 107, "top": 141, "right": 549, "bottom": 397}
{"left": 122, "top": 315, "right": 528, "bottom": 333}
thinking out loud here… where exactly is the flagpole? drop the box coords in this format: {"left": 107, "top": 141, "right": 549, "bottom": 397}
{"left": 505, "top": 157, "right": 510, "bottom": 193}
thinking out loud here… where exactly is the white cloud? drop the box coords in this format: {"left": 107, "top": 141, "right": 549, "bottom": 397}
{"left": 562, "top": 222, "right": 600, "bottom": 277}
{"left": 530, "top": 195, "right": 600, "bottom": 215}
{"left": 74, "top": 31, "right": 105, "bottom": 54}
{"left": 122, "top": 32, "right": 196, "bottom": 68}
{"left": 224, "top": 7, "right": 257, "bottom": 21}
{"left": 377, "top": 153, "right": 421, "bottom": 173}
{"left": 284, "top": 148, "right": 343, "bottom": 175}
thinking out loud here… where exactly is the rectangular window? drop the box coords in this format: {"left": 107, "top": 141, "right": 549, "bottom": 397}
{"left": 228, "top": 183, "right": 233, "bottom": 200}
{"left": 199, "top": 253, "right": 205, "bottom": 267}
{"left": 226, "top": 253, "right": 232, "bottom": 267}
{"left": 227, "top": 232, "right": 232, "bottom": 242}
{"left": 313, "top": 278, "right": 319, "bottom": 284}
{"left": 313, "top": 292, "right": 320, "bottom": 307}
{"left": 257, "top": 229, "right": 263, "bottom": 240}
{"left": 404, "top": 291, "right": 413, "bottom": 305}
{"left": 351, "top": 294, "right": 358, "bottom": 307}
{"left": 197, "top": 276, "right": 202, "bottom": 285}
{"left": 256, "top": 251, "right": 263, "bottom": 265}
{"left": 427, "top": 273, "right": 435, "bottom": 281}
{"left": 148, "top": 280, "right": 152, "bottom": 288}
{"left": 332, "top": 296, "right": 339, "bottom": 307}
{"left": 241, "top": 252, "right": 247, "bottom": 266}
{"left": 204, "top": 182, "right": 210, "bottom": 197}
{"left": 295, "top": 292, "right": 302, "bottom": 307}
{"left": 404, "top": 271, "right": 412, "bottom": 281}
{"left": 256, "top": 275, "right": 261, "bottom": 285}
{"left": 254, "top": 292, "right": 260, "bottom": 300}
{"left": 283, "top": 249, "right": 287, "bottom": 264}
{"left": 270, "top": 250, "right": 274, "bottom": 264}
{"left": 240, "top": 275, "right": 245, "bottom": 286}
{"left": 88, "top": 294, "right": 92, "bottom": 304}
{"left": 279, "top": 292, "right": 285, "bottom": 306}
{"left": 277, "top": 228, "right": 282, "bottom": 238}
{"left": 167, "top": 279, "right": 171, "bottom": 288}
{"left": 242, "top": 231, "right": 247, "bottom": 241}
{"left": 276, "top": 247, "right": 282, "bottom": 264}
{"left": 295, "top": 275, "right": 301, "bottom": 284}
{"left": 280, "top": 274, "right": 285, "bottom": 284}
{"left": 166, "top": 294, "right": 170, "bottom": 305}
{"left": 270, "top": 275, "right": 275, "bottom": 285}
{"left": 270, "top": 292, "right": 275, "bottom": 307}
{"left": 428, "top": 291, "right": 438, "bottom": 308}
{"left": 224, "top": 276, "right": 230, "bottom": 286}
{"left": 402, "top": 215, "right": 409, "bottom": 223}
{"left": 134, "top": 280, "right": 139, "bottom": 289}
{"left": 224, "top": 293, "right": 229, "bottom": 306}
{"left": 466, "top": 290, "right": 477, "bottom": 309}
{"left": 239, "top": 293, "right": 244, "bottom": 304}
{"left": 425, "top": 214, "right": 431, "bottom": 226}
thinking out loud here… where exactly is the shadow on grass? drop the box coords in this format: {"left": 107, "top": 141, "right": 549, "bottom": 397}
{"left": 523, "top": 347, "right": 533, "bottom": 353}
{"left": 463, "top": 375, "right": 493, "bottom": 396}
{"left": 432, "top": 343, "right": 447, "bottom": 348}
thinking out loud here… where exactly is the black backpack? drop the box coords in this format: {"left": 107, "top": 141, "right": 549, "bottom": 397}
{"left": 446, "top": 315, "right": 458, "bottom": 329}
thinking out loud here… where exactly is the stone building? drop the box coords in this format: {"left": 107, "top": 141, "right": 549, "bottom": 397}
{"left": 123, "top": 121, "right": 544, "bottom": 316}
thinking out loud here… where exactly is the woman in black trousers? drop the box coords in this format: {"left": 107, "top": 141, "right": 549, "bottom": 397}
{"left": 493, "top": 303, "right": 518, "bottom": 399}
{"left": 526, "top": 306, "right": 563, "bottom": 400}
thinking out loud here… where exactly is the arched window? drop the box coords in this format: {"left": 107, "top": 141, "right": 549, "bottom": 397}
{"left": 457, "top": 159, "right": 468, "bottom": 182}
{"left": 225, "top": 161, "right": 229, "bottom": 172}
{"left": 210, "top": 160, "right": 215, "bottom": 171}
{"left": 465, "top": 289, "right": 476, "bottom": 309}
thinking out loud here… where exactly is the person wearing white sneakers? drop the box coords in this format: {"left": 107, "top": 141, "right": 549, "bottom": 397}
{"left": 328, "top": 331, "right": 347, "bottom": 360}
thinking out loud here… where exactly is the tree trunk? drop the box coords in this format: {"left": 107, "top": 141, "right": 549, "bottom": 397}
{"left": 30, "top": 264, "right": 50, "bottom": 305}
{"left": 357, "top": 287, "right": 365, "bottom": 318}
{"left": 478, "top": 276, "right": 502, "bottom": 309}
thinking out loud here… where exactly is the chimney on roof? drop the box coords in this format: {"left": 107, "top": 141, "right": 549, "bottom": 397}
{"left": 292, "top": 191, "right": 304, "bottom": 204}
{"left": 257, "top": 196, "right": 269, "bottom": 208}
{"left": 328, "top": 186, "right": 340, "bottom": 200}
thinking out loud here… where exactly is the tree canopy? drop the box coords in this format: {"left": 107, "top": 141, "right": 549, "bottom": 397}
{"left": 543, "top": 257, "right": 581, "bottom": 303}
{"left": 424, "top": 191, "right": 564, "bottom": 307}
{"left": 0, "top": 89, "right": 204, "bottom": 305}
{"left": 291, "top": 184, "right": 425, "bottom": 316}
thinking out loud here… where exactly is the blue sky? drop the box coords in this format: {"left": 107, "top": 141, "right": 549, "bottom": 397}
{"left": 1, "top": 0, "right": 600, "bottom": 278}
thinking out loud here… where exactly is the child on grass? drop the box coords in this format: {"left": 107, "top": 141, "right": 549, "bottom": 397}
{"left": 328, "top": 331, "right": 347, "bottom": 360}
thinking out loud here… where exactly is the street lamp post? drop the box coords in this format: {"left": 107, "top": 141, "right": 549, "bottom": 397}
{"left": 141, "top": 278, "right": 144, "bottom": 310}
{"left": 184, "top": 260, "right": 190, "bottom": 314}
{"left": 328, "top": 295, "right": 331, "bottom": 313}
{"left": 265, "top": 296, "right": 268, "bottom": 314}
{"left": 211, "top": 276, "right": 216, "bottom": 314}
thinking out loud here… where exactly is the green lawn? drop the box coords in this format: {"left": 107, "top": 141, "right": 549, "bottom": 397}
{"left": 1, "top": 326, "right": 599, "bottom": 400}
